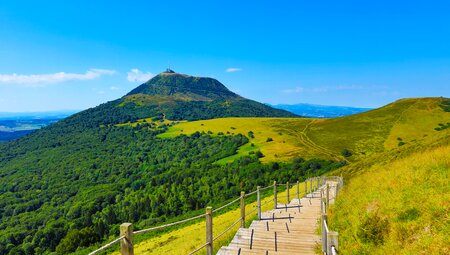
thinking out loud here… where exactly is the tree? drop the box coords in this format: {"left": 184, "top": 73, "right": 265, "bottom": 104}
{"left": 341, "top": 148, "right": 352, "bottom": 157}
{"left": 255, "top": 151, "right": 264, "bottom": 158}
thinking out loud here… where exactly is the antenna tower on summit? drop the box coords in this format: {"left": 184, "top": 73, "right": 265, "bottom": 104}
{"left": 166, "top": 62, "right": 175, "bottom": 73}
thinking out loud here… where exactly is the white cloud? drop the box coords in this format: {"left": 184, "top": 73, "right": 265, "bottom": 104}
{"left": 226, "top": 68, "right": 242, "bottom": 73}
{"left": 127, "top": 69, "right": 155, "bottom": 82}
{"left": 0, "top": 69, "right": 116, "bottom": 86}
{"left": 282, "top": 87, "right": 304, "bottom": 94}
{"left": 110, "top": 86, "right": 120, "bottom": 90}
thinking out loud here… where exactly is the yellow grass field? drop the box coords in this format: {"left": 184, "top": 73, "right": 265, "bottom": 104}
{"left": 109, "top": 184, "right": 306, "bottom": 255}
{"left": 155, "top": 97, "right": 450, "bottom": 163}
{"left": 328, "top": 143, "right": 450, "bottom": 254}
{"left": 158, "top": 117, "right": 315, "bottom": 163}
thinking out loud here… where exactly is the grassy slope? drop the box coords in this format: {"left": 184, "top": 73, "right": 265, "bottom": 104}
{"left": 158, "top": 97, "right": 450, "bottom": 163}
{"left": 107, "top": 97, "right": 449, "bottom": 254}
{"left": 328, "top": 141, "right": 450, "bottom": 254}
{"left": 158, "top": 117, "right": 315, "bottom": 163}
{"left": 106, "top": 184, "right": 304, "bottom": 255}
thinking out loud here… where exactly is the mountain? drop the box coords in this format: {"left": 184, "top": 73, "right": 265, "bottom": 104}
{"left": 0, "top": 69, "right": 448, "bottom": 254}
{"left": 127, "top": 70, "right": 238, "bottom": 100}
{"left": 269, "top": 103, "right": 372, "bottom": 118}
{"left": 0, "top": 70, "right": 306, "bottom": 255}
{"left": 66, "top": 70, "right": 296, "bottom": 129}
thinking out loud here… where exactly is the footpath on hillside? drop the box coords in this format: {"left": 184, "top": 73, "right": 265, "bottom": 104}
{"left": 217, "top": 180, "right": 339, "bottom": 255}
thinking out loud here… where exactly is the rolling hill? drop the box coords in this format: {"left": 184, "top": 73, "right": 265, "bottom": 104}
{"left": 114, "top": 97, "right": 450, "bottom": 255}
{"left": 159, "top": 97, "right": 450, "bottom": 163}
{"left": 0, "top": 71, "right": 311, "bottom": 255}
{"left": 0, "top": 67, "right": 448, "bottom": 254}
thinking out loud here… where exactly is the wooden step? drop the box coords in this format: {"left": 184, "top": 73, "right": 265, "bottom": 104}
{"left": 217, "top": 183, "right": 335, "bottom": 255}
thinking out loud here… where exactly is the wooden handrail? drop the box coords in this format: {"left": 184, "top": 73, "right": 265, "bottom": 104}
{"left": 320, "top": 176, "right": 343, "bottom": 254}
{"left": 90, "top": 176, "right": 342, "bottom": 255}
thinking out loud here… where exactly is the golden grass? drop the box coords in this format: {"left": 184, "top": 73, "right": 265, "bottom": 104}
{"left": 155, "top": 98, "right": 450, "bottom": 164}
{"left": 383, "top": 98, "right": 450, "bottom": 150}
{"left": 110, "top": 183, "right": 307, "bottom": 255}
{"left": 104, "top": 97, "right": 450, "bottom": 254}
{"left": 110, "top": 97, "right": 450, "bottom": 166}
{"left": 158, "top": 117, "right": 314, "bottom": 163}
{"left": 328, "top": 144, "right": 450, "bottom": 254}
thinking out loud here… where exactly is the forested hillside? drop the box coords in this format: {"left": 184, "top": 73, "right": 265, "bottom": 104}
{"left": 2, "top": 70, "right": 446, "bottom": 254}
{"left": 0, "top": 71, "right": 327, "bottom": 255}
{"left": 0, "top": 121, "right": 339, "bottom": 254}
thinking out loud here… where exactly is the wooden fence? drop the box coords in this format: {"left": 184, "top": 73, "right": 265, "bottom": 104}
{"left": 320, "top": 177, "right": 344, "bottom": 254}
{"left": 88, "top": 176, "right": 342, "bottom": 255}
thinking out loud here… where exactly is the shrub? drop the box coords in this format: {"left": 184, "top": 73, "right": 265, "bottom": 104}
{"left": 266, "top": 137, "right": 273, "bottom": 142}
{"left": 272, "top": 162, "right": 280, "bottom": 170}
{"left": 255, "top": 151, "right": 264, "bottom": 158}
{"left": 397, "top": 208, "right": 420, "bottom": 222}
{"left": 341, "top": 148, "right": 352, "bottom": 157}
{"left": 357, "top": 212, "right": 390, "bottom": 245}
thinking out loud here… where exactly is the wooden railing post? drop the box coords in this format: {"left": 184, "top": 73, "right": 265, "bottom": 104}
{"left": 309, "top": 178, "right": 312, "bottom": 195}
{"left": 120, "top": 223, "right": 134, "bottom": 255}
{"left": 316, "top": 177, "right": 319, "bottom": 190}
{"left": 296, "top": 181, "right": 299, "bottom": 201}
{"left": 273, "top": 181, "right": 277, "bottom": 209}
{"left": 257, "top": 186, "right": 261, "bottom": 220}
{"left": 327, "top": 231, "right": 339, "bottom": 254}
{"left": 320, "top": 189, "right": 324, "bottom": 213}
{"left": 304, "top": 178, "right": 307, "bottom": 197}
{"left": 321, "top": 214, "right": 327, "bottom": 253}
{"left": 286, "top": 181, "right": 290, "bottom": 204}
{"left": 240, "top": 191, "right": 245, "bottom": 228}
{"left": 326, "top": 184, "right": 330, "bottom": 212}
{"left": 206, "top": 206, "right": 213, "bottom": 255}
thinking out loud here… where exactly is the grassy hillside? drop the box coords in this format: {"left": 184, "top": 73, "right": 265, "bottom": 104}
{"left": 328, "top": 139, "right": 450, "bottom": 254}
{"left": 307, "top": 97, "right": 450, "bottom": 158}
{"left": 142, "top": 97, "right": 449, "bottom": 253}
{"left": 158, "top": 97, "right": 450, "bottom": 163}
{"left": 159, "top": 117, "right": 314, "bottom": 163}
{"left": 1, "top": 96, "right": 448, "bottom": 254}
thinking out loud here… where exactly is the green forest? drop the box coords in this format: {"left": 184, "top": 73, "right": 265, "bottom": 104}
{"left": 0, "top": 119, "right": 341, "bottom": 254}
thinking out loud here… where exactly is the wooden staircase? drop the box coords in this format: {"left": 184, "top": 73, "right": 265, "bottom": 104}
{"left": 217, "top": 191, "right": 323, "bottom": 255}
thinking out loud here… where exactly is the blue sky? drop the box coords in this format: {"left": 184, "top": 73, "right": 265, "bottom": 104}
{"left": 1, "top": 1, "right": 449, "bottom": 112}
